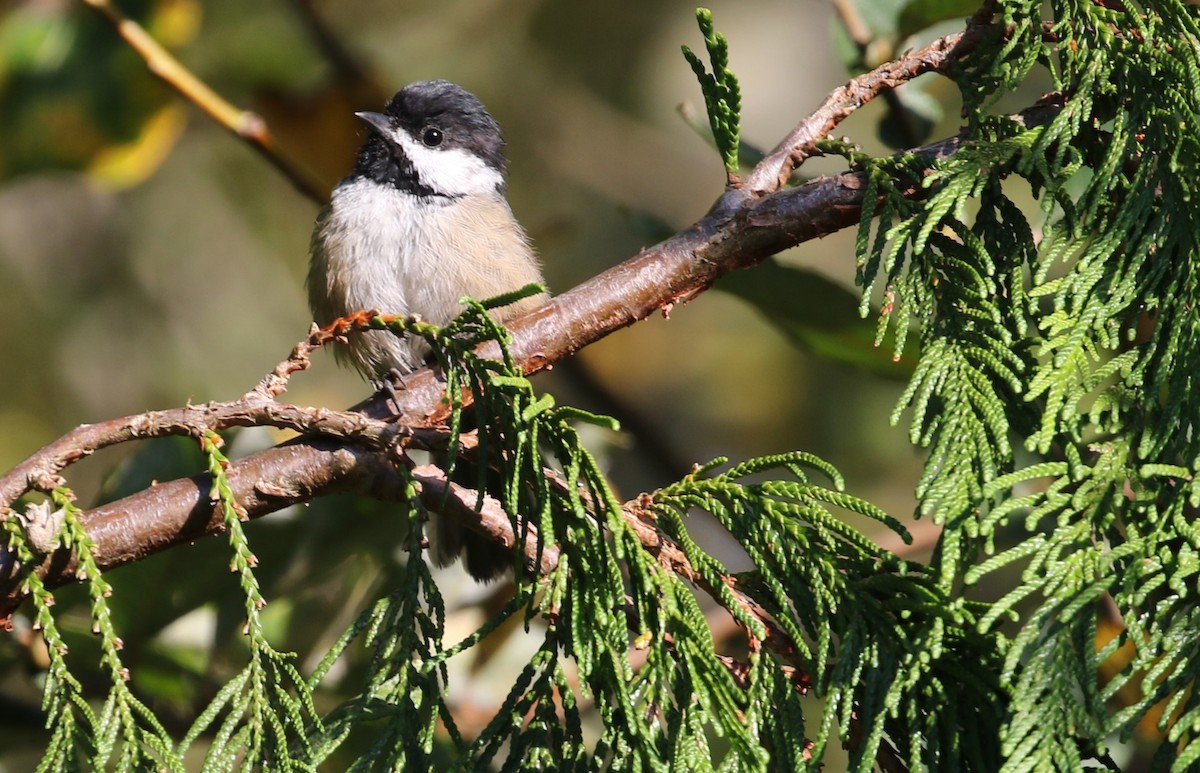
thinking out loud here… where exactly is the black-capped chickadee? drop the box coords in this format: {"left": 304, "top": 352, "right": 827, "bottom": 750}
{"left": 307, "top": 80, "right": 547, "bottom": 580}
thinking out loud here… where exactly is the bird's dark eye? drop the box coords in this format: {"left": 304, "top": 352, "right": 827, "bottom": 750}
{"left": 421, "top": 127, "right": 443, "bottom": 147}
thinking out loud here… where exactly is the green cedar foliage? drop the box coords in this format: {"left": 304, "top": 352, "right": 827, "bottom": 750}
{"left": 682, "top": 8, "right": 741, "bottom": 176}
{"left": 846, "top": 0, "right": 1200, "bottom": 769}
{"left": 9, "top": 289, "right": 988, "bottom": 770}
{"left": 6, "top": 1, "right": 1200, "bottom": 770}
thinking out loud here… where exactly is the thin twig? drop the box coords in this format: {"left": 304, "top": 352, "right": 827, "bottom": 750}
{"left": 0, "top": 314, "right": 418, "bottom": 506}
{"left": 832, "top": 0, "right": 876, "bottom": 53}
{"left": 79, "top": 0, "right": 329, "bottom": 204}
{"left": 743, "top": 24, "right": 990, "bottom": 193}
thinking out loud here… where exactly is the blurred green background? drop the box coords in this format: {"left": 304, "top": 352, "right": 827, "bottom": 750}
{"left": 0, "top": 0, "right": 950, "bottom": 766}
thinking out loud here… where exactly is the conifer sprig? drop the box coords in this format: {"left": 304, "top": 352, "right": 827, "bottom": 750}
{"left": 682, "top": 8, "right": 742, "bottom": 176}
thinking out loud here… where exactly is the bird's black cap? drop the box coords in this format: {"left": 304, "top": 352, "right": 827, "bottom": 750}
{"left": 385, "top": 80, "right": 507, "bottom": 174}
{"left": 352, "top": 80, "right": 507, "bottom": 196}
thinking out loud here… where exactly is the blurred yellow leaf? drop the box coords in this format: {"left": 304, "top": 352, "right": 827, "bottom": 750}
{"left": 88, "top": 103, "right": 187, "bottom": 188}
{"left": 0, "top": 0, "right": 200, "bottom": 184}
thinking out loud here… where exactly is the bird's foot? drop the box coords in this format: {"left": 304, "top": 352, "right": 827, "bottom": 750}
{"left": 378, "top": 367, "right": 411, "bottom": 416}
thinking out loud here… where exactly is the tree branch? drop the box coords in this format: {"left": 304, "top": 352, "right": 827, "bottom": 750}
{"left": 1, "top": 24, "right": 1048, "bottom": 631}
{"left": 743, "top": 22, "right": 992, "bottom": 193}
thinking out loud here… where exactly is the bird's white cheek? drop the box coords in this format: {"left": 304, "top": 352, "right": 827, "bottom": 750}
{"left": 392, "top": 132, "right": 504, "bottom": 196}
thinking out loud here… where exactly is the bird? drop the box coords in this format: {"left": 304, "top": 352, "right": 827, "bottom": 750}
{"left": 307, "top": 80, "right": 547, "bottom": 580}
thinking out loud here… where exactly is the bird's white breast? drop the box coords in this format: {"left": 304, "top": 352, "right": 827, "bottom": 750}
{"left": 309, "top": 178, "right": 544, "bottom": 379}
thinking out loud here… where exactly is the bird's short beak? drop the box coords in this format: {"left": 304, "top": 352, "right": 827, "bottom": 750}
{"left": 355, "top": 111, "right": 392, "bottom": 137}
